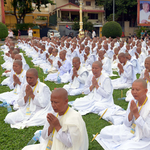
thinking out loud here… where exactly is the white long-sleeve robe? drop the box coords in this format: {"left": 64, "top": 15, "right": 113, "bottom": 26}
{"left": 63, "top": 66, "right": 88, "bottom": 95}
{"left": 22, "top": 107, "right": 89, "bottom": 150}
{"left": 96, "top": 98, "right": 150, "bottom": 150}
{"left": 4, "top": 81, "right": 52, "bottom": 128}
{"left": 72, "top": 73, "right": 114, "bottom": 115}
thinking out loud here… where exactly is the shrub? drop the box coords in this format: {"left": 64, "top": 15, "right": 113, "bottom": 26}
{"left": 12, "top": 29, "right": 18, "bottom": 36}
{"left": 15, "top": 23, "right": 36, "bottom": 31}
{"left": 102, "top": 21, "right": 122, "bottom": 38}
{"left": 135, "top": 26, "right": 148, "bottom": 38}
{"left": 0, "top": 22, "right": 8, "bottom": 39}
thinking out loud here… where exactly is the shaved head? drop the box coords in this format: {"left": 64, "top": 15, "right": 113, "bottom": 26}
{"left": 27, "top": 68, "right": 38, "bottom": 77}
{"left": 133, "top": 79, "right": 147, "bottom": 89}
{"left": 118, "top": 52, "right": 126, "bottom": 58}
{"left": 52, "top": 88, "right": 68, "bottom": 100}
{"left": 13, "top": 60, "right": 22, "bottom": 66}
{"left": 73, "top": 57, "right": 80, "bottom": 62}
{"left": 92, "top": 61, "right": 102, "bottom": 68}
{"left": 12, "top": 50, "right": 19, "bottom": 54}
{"left": 14, "top": 54, "right": 22, "bottom": 60}
{"left": 145, "top": 56, "right": 150, "bottom": 62}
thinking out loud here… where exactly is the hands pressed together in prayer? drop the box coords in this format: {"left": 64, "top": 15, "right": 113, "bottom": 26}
{"left": 118, "top": 63, "right": 124, "bottom": 74}
{"left": 47, "top": 113, "right": 61, "bottom": 135}
{"left": 90, "top": 76, "right": 99, "bottom": 91}
{"left": 48, "top": 58, "right": 53, "bottom": 65}
{"left": 13, "top": 74, "right": 21, "bottom": 86}
{"left": 84, "top": 54, "right": 87, "bottom": 61}
{"left": 144, "top": 69, "right": 150, "bottom": 82}
{"left": 57, "top": 61, "right": 62, "bottom": 68}
{"left": 128, "top": 100, "right": 140, "bottom": 121}
{"left": 24, "top": 85, "right": 35, "bottom": 103}
{"left": 72, "top": 67, "right": 78, "bottom": 80}
{"left": 135, "top": 52, "right": 139, "bottom": 59}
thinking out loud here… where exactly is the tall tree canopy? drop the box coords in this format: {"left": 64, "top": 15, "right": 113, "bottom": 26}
{"left": 5, "top": 0, "right": 55, "bottom": 24}
{"left": 95, "top": 0, "right": 137, "bottom": 23}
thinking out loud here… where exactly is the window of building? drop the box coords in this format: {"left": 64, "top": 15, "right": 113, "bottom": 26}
{"left": 86, "top": 1, "right": 91, "bottom": 6}
{"left": 88, "top": 13, "right": 98, "bottom": 19}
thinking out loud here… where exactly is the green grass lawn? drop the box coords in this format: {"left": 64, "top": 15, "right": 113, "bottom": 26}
{"left": 0, "top": 49, "right": 130, "bottom": 150}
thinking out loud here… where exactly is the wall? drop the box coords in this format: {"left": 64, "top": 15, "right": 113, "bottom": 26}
{"left": 124, "top": 21, "right": 138, "bottom": 36}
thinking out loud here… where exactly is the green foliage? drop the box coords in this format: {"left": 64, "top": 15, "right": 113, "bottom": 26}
{"left": 35, "top": 16, "right": 47, "bottom": 20}
{"left": 102, "top": 21, "right": 122, "bottom": 38}
{"left": 0, "top": 22, "right": 8, "bottom": 39}
{"left": 15, "top": 23, "right": 36, "bottom": 30}
{"left": 95, "top": 0, "right": 137, "bottom": 21}
{"left": 135, "top": 26, "right": 149, "bottom": 38}
{"left": 12, "top": 29, "right": 18, "bottom": 36}
{"left": 72, "top": 17, "right": 94, "bottom": 31}
{"left": 107, "top": 13, "right": 119, "bottom": 21}
{"left": 5, "top": 0, "right": 55, "bottom": 24}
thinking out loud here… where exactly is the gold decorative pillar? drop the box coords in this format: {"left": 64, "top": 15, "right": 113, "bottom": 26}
{"left": 79, "top": 0, "right": 83, "bottom": 30}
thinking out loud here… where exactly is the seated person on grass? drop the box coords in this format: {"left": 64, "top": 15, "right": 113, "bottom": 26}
{"left": 63, "top": 57, "right": 88, "bottom": 96}
{"left": 96, "top": 79, "right": 150, "bottom": 150}
{"left": 0, "top": 60, "right": 26, "bottom": 105}
{"left": 22, "top": 88, "right": 89, "bottom": 150}
{"left": 4, "top": 68, "right": 52, "bottom": 128}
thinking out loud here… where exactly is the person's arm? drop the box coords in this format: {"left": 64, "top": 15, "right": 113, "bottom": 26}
{"left": 77, "top": 72, "right": 88, "bottom": 84}
{"left": 96, "top": 78, "right": 112, "bottom": 98}
{"left": 32, "top": 85, "right": 51, "bottom": 108}
{"left": 82, "top": 74, "right": 92, "bottom": 94}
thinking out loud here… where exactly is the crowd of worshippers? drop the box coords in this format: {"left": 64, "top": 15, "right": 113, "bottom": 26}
{"left": 0, "top": 35, "right": 150, "bottom": 149}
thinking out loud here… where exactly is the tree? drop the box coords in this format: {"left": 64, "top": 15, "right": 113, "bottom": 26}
{"left": 0, "top": 22, "right": 8, "bottom": 39}
{"left": 72, "top": 17, "right": 94, "bottom": 31}
{"left": 5, "top": 0, "right": 55, "bottom": 24}
{"left": 102, "top": 21, "right": 122, "bottom": 38}
{"left": 95, "top": 0, "right": 137, "bottom": 24}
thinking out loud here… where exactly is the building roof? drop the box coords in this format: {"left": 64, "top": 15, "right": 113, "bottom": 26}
{"left": 54, "top": 2, "right": 105, "bottom": 13}
{"left": 54, "top": 2, "right": 79, "bottom": 11}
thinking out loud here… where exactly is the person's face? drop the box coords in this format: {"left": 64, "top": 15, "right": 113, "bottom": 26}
{"left": 145, "top": 59, "right": 150, "bottom": 71}
{"left": 98, "top": 51, "right": 104, "bottom": 59}
{"left": 85, "top": 47, "right": 89, "bottom": 55}
{"left": 131, "top": 82, "right": 147, "bottom": 101}
{"left": 92, "top": 63, "right": 102, "bottom": 78}
{"left": 13, "top": 63, "right": 22, "bottom": 74}
{"left": 143, "top": 3, "right": 149, "bottom": 13}
{"left": 59, "top": 52, "right": 65, "bottom": 60}
{"left": 26, "top": 72, "right": 38, "bottom": 87}
{"left": 118, "top": 56, "right": 125, "bottom": 63}
{"left": 72, "top": 59, "right": 80, "bottom": 70}
{"left": 51, "top": 93, "right": 68, "bottom": 113}
{"left": 52, "top": 49, "right": 57, "bottom": 57}
{"left": 11, "top": 53, "right": 15, "bottom": 59}
{"left": 126, "top": 54, "right": 131, "bottom": 60}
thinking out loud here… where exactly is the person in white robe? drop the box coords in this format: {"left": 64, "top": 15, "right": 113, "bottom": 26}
{"left": 63, "top": 57, "right": 88, "bottom": 96}
{"left": 0, "top": 60, "right": 26, "bottom": 105}
{"left": 1, "top": 54, "right": 29, "bottom": 87}
{"left": 22, "top": 88, "right": 89, "bottom": 150}
{"left": 44, "top": 50, "right": 72, "bottom": 82}
{"left": 112, "top": 53, "right": 136, "bottom": 89}
{"left": 4, "top": 68, "right": 52, "bottom": 128}
{"left": 126, "top": 57, "right": 150, "bottom": 101}
{"left": 135, "top": 47, "right": 146, "bottom": 71}
{"left": 97, "top": 50, "right": 112, "bottom": 76}
{"left": 140, "top": 2, "right": 150, "bottom": 23}
{"left": 82, "top": 46, "right": 95, "bottom": 71}
{"left": 96, "top": 79, "right": 150, "bottom": 150}
{"left": 72, "top": 61, "right": 114, "bottom": 115}
{"left": 126, "top": 52, "right": 141, "bottom": 75}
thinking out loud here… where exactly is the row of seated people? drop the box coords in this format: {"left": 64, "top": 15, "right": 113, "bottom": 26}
{"left": 0, "top": 36, "right": 150, "bottom": 149}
